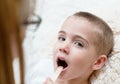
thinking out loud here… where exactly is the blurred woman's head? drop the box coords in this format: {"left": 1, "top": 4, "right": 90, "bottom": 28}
{"left": 0, "top": 0, "right": 35, "bottom": 84}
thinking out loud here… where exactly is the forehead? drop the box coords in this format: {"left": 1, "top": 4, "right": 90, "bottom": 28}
{"left": 61, "top": 16, "right": 99, "bottom": 45}
{"left": 62, "top": 16, "right": 94, "bottom": 30}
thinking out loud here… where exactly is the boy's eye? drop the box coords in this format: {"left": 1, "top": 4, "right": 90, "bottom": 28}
{"left": 74, "top": 41, "right": 84, "bottom": 47}
{"left": 58, "top": 36, "right": 66, "bottom": 41}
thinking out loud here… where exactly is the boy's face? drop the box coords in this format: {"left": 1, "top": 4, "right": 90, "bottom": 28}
{"left": 53, "top": 16, "right": 100, "bottom": 81}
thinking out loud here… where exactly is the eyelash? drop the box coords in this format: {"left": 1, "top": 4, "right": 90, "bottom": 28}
{"left": 58, "top": 36, "right": 66, "bottom": 41}
{"left": 58, "top": 36, "right": 84, "bottom": 47}
{"left": 74, "top": 41, "right": 84, "bottom": 47}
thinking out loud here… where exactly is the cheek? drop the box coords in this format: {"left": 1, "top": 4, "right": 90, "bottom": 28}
{"left": 70, "top": 48, "right": 86, "bottom": 60}
{"left": 71, "top": 54, "right": 92, "bottom": 73}
{"left": 72, "top": 56, "right": 85, "bottom": 65}
{"left": 53, "top": 43, "right": 58, "bottom": 53}
{"left": 70, "top": 53, "right": 85, "bottom": 66}
{"left": 70, "top": 49, "right": 90, "bottom": 66}
{"left": 53, "top": 41, "right": 61, "bottom": 51}
{"left": 53, "top": 43, "right": 59, "bottom": 57}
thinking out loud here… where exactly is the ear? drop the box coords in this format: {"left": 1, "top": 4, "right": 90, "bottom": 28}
{"left": 92, "top": 55, "right": 107, "bottom": 70}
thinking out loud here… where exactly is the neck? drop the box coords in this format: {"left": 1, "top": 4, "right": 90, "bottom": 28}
{"left": 56, "top": 78, "right": 90, "bottom": 84}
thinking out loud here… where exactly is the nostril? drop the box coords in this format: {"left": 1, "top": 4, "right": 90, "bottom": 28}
{"left": 59, "top": 47, "right": 69, "bottom": 54}
{"left": 59, "top": 48, "right": 64, "bottom": 52}
{"left": 59, "top": 48, "right": 62, "bottom": 51}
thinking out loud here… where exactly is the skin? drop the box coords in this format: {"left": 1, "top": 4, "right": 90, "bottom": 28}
{"left": 45, "top": 16, "right": 107, "bottom": 84}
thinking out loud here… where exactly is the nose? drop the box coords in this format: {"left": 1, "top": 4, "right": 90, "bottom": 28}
{"left": 59, "top": 42, "right": 70, "bottom": 54}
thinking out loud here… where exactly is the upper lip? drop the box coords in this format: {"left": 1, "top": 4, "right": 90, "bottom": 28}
{"left": 56, "top": 55, "right": 69, "bottom": 69}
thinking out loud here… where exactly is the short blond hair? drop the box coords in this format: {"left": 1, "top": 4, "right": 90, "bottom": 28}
{"left": 73, "top": 12, "right": 114, "bottom": 56}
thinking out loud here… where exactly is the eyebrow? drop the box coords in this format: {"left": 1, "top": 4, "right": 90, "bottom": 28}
{"left": 74, "top": 35, "right": 89, "bottom": 46}
{"left": 58, "top": 31, "right": 66, "bottom": 34}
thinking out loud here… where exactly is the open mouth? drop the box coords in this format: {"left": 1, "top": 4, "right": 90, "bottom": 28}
{"left": 57, "top": 58, "right": 68, "bottom": 69}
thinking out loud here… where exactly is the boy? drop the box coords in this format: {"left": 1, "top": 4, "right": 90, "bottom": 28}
{"left": 45, "top": 12, "right": 114, "bottom": 84}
